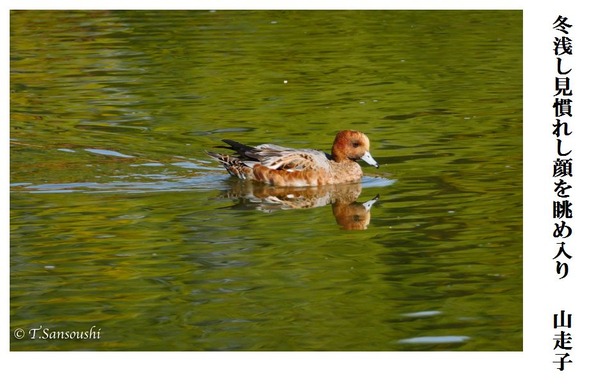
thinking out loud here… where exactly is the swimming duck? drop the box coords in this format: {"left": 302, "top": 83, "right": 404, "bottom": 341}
{"left": 208, "top": 130, "right": 378, "bottom": 187}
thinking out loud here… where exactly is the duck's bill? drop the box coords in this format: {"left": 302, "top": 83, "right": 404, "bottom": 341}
{"left": 362, "top": 194, "right": 380, "bottom": 211}
{"left": 361, "top": 151, "right": 379, "bottom": 168}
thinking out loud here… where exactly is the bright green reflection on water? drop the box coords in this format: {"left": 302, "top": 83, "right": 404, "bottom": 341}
{"left": 10, "top": 10, "right": 522, "bottom": 350}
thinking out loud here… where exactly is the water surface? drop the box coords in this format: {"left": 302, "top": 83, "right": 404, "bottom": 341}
{"left": 10, "top": 10, "right": 522, "bottom": 351}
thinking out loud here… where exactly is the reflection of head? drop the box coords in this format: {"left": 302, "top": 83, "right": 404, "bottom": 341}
{"left": 332, "top": 195, "right": 379, "bottom": 230}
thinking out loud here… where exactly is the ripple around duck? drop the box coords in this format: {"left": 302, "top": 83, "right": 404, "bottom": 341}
{"left": 361, "top": 176, "right": 396, "bottom": 188}
{"left": 19, "top": 174, "right": 231, "bottom": 194}
{"left": 16, "top": 163, "right": 395, "bottom": 194}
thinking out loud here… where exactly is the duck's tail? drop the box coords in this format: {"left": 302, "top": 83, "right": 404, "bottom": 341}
{"left": 219, "top": 139, "right": 257, "bottom": 159}
{"left": 207, "top": 151, "right": 254, "bottom": 180}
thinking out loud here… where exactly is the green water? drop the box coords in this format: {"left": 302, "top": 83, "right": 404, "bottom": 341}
{"left": 10, "top": 10, "right": 522, "bottom": 351}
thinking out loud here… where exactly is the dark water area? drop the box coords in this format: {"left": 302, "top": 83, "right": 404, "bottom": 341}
{"left": 10, "top": 10, "right": 522, "bottom": 350}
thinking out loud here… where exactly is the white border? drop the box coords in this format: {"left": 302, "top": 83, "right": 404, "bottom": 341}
{"left": 4, "top": 1, "right": 599, "bottom": 389}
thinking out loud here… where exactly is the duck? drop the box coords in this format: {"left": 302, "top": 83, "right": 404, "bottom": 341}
{"left": 207, "top": 130, "right": 378, "bottom": 187}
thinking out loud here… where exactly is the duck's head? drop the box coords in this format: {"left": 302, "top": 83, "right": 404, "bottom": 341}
{"left": 331, "top": 130, "right": 379, "bottom": 168}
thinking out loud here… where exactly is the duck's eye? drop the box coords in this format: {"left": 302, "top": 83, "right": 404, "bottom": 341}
{"left": 351, "top": 141, "right": 360, "bottom": 148}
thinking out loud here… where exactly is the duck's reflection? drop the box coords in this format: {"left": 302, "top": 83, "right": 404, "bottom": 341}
{"left": 218, "top": 181, "right": 379, "bottom": 230}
